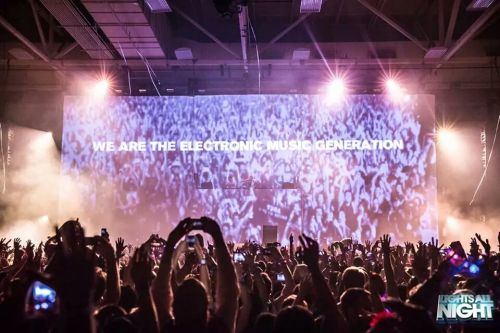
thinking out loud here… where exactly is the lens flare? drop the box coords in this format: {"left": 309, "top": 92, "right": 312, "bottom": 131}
{"left": 385, "top": 78, "right": 407, "bottom": 102}
{"left": 324, "top": 77, "right": 346, "bottom": 105}
{"left": 90, "top": 79, "right": 110, "bottom": 97}
{"left": 437, "top": 127, "right": 456, "bottom": 144}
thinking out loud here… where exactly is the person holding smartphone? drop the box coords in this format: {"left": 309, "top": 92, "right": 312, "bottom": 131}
{"left": 152, "top": 217, "right": 238, "bottom": 333}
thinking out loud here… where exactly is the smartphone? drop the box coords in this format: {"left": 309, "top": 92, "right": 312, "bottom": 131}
{"left": 186, "top": 235, "right": 196, "bottom": 249}
{"left": 84, "top": 236, "right": 97, "bottom": 246}
{"left": 449, "top": 241, "right": 466, "bottom": 258}
{"left": 25, "top": 281, "right": 57, "bottom": 317}
{"left": 233, "top": 252, "right": 245, "bottom": 263}
{"left": 277, "top": 273, "right": 285, "bottom": 282}
{"left": 191, "top": 219, "right": 203, "bottom": 230}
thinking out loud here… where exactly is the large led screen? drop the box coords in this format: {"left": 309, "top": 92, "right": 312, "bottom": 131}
{"left": 62, "top": 95, "right": 437, "bottom": 243}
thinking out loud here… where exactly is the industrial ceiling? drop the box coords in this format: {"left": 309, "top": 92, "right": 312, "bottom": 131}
{"left": 1, "top": 0, "right": 499, "bottom": 94}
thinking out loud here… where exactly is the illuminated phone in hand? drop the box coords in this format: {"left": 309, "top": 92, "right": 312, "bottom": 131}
{"left": 186, "top": 235, "right": 196, "bottom": 249}
{"left": 25, "top": 281, "right": 58, "bottom": 318}
{"left": 233, "top": 252, "right": 245, "bottom": 263}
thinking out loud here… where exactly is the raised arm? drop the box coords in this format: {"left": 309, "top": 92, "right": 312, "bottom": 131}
{"left": 152, "top": 219, "right": 190, "bottom": 328}
{"left": 202, "top": 216, "right": 239, "bottom": 333}
{"left": 131, "top": 245, "right": 159, "bottom": 333}
{"left": 271, "top": 246, "right": 296, "bottom": 310}
{"left": 94, "top": 236, "right": 120, "bottom": 304}
{"left": 380, "top": 234, "right": 399, "bottom": 298}
{"left": 299, "top": 234, "right": 347, "bottom": 333}
{"left": 194, "top": 240, "right": 213, "bottom": 303}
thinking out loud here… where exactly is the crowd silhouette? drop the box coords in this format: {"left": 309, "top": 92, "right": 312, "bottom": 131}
{"left": 0, "top": 217, "right": 498, "bottom": 333}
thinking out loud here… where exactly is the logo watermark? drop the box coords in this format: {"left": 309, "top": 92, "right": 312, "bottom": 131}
{"left": 436, "top": 294, "right": 494, "bottom": 324}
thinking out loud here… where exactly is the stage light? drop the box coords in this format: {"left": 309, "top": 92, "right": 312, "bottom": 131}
{"left": 38, "top": 215, "right": 49, "bottom": 225}
{"left": 446, "top": 216, "right": 458, "bottom": 230}
{"left": 90, "top": 79, "right": 110, "bottom": 97}
{"left": 437, "top": 127, "right": 455, "bottom": 145}
{"left": 385, "top": 78, "right": 407, "bottom": 102}
{"left": 33, "top": 131, "right": 54, "bottom": 148}
{"left": 325, "top": 77, "right": 346, "bottom": 105}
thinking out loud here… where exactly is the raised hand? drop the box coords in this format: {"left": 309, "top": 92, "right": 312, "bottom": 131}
{"left": 404, "top": 241, "right": 413, "bottom": 254}
{"left": 14, "top": 238, "right": 21, "bottom": 250}
{"left": 94, "top": 236, "right": 115, "bottom": 259}
{"left": 25, "top": 240, "right": 35, "bottom": 260}
{"left": 200, "top": 216, "right": 222, "bottom": 238}
{"left": 364, "top": 240, "right": 372, "bottom": 253}
{"left": 166, "top": 218, "right": 192, "bottom": 247}
{"left": 280, "top": 246, "right": 289, "bottom": 259}
{"left": 115, "top": 237, "right": 126, "bottom": 259}
{"left": 298, "top": 234, "right": 319, "bottom": 269}
{"left": 470, "top": 237, "right": 480, "bottom": 258}
{"left": 131, "top": 245, "right": 154, "bottom": 289}
{"left": 0, "top": 238, "right": 11, "bottom": 253}
{"left": 416, "top": 241, "right": 425, "bottom": 255}
{"left": 338, "top": 242, "right": 349, "bottom": 255}
{"left": 34, "top": 242, "right": 44, "bottom": 264}
{"left": 243, "top": 250, "right": 255, "bottom": 271}
{"left": 412, "top": 242, "right": 429, "bottom": 281}
{"left": 428, "top": 237, "right": 443, "bottom": 258}
{"left": 475, "top": 233, "right": 491, "bottom": 255}
{"left": 380, "top": 234, "right": 391, "bottom": 254}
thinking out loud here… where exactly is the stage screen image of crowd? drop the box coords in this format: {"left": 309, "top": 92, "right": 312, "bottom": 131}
{"left": 62, "top": 94, "right": 437, "bottom": 244}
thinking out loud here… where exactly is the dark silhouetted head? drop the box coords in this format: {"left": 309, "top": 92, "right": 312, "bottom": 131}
{"left": 273, "top": 305, "right": 314, "bottom": 333}
{"left": 173, "top": 278, "right": 208, "bottom": 329}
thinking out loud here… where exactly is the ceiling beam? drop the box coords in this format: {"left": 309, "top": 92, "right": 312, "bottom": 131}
{"left": 29, "top": 0, "right": 48, "bottom": 54}
{"left": 438, "top": 0, "right": 445, "bottom": 44}
{"left": 369, "top": 0, "right": 388, "bottom": 27}
{"left": 170, "top": 5, "right": 240, "bottom": 59}
{"left": 0, "top": 14, "right": 50, "bottom": 63}
{"left": 357, "top": 0, "right": 428, "bottom": 52}
{"left": 445, "top": 0, "right": 461, "bottom": 47}
{"left": 1, "top": 56, "right": 494, "bottom": 70}
{"left": 54, "top": 42, "right": 79, "bottom": 59}
{"left": 443, "top": 1, "right": 500, "bottom": 62}
{"left": 335, "top": 0, "right": 345, "bottom": 24}
{"left": 261, "top": 14, "right": 311, "bottom": 53}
